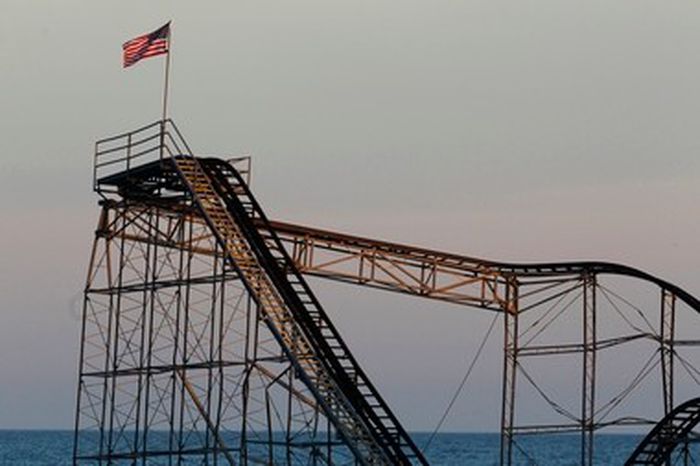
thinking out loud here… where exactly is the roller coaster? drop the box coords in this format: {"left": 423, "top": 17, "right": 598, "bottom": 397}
{"left": 626, "top": 397, "right": 700, "bottom": 465}
{"left": 73, "top": 120, "right": 700, "bottom": 465}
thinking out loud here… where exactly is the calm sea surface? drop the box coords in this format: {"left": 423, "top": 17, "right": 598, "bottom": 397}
{"left": 0, "top": 430, "right": 685, "bottom": 465}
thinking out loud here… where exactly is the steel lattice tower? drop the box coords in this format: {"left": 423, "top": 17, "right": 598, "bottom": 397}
{"left": 73, "top": 121, "right": 425, "bottom": 465}
{"left": 74, "top": 120, "right": 700, "bottom": 465}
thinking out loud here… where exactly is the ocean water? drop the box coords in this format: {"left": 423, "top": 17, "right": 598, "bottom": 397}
{"left": 0, "top": 430, "right": 691, "bottom": 465}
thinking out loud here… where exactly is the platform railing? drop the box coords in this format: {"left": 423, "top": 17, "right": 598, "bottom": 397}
{"left": 93, "top": 120, "right": 251, "bottom": 192}
{"left": 93, "top": 120, "right": 163, "bottom": 191}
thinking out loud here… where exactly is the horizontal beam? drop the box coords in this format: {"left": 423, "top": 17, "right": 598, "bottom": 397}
{"left": 264, "top": 220, "right": 700, "bottom": 314}
{"left": 96, "top": 200, "right": 700, "bottom": 314}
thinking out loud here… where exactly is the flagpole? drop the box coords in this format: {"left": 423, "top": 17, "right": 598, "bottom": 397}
{"left": 160, "top": 22, "right": 172, "bottom": 160}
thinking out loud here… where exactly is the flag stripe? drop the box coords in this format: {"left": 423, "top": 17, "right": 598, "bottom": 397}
{"left": 122, "top": 23, "right": 170, "bottom": 68}
{"left": 123, "top": 40, "right": 167, "bottom": 54}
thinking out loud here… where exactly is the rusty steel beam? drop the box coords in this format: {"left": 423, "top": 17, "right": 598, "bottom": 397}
{"left": 264, "top": 221, "right": 554, "bottom": 312}
{"left": 95, "top": 207, "right": 700, "bottom": 317}
{"left": 261, "top": 220, "right": 700, "bottom": 315}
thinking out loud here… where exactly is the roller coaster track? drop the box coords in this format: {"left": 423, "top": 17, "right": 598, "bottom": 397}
{"left": 85, "top": 120, "right": 430, "bottom": 464}
{"left": 82, "top": 119, "right": 700, "bottom": 465}
{"left": 170, "top": 157, "right": 429, "bottom": 465}
{"left": 91, "top": 119, "right": 699, "bottom": 316}
{"left": 625, "top": 397, "right": 700, "bottom": 465}
{"left": 261, "top": 220, "right": 700, "bottom": 313}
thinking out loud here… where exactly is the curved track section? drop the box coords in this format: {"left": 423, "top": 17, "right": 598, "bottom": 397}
{"left": 625, "top": 397, "right": 700, "bottom": 465}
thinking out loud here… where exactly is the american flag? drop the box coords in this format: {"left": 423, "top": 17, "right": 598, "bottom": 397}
{"left": 122, "top": 22, "right": 170, "bottom": 68}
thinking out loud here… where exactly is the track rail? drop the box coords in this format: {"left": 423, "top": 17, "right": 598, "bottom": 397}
{"left": 194, "top": 158, "right": 428, "bottom": 465}
{"left": 263, "top": 220, "right": 700, "bottom": 313}
{"left": 625, "top": 397, "right": 700, "bottom": 465}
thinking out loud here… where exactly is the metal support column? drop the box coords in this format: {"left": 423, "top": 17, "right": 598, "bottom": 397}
{"left": 581, "top": 274, "right": 596, "bottom": 466}
{"left": 660, "top": 290, "right": 676, "bottom": 417}
{"left": 500, "top": 278, "right": 519, "bottom": 466}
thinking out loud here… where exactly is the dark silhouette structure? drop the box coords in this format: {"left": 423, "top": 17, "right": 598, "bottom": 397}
{"left": 74, "top": 121, "right": 700, "bottom": 465}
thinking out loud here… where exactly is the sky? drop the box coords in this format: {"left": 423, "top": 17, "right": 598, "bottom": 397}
{"left": 1, "top": 1, "right": 700, "bottom": 432}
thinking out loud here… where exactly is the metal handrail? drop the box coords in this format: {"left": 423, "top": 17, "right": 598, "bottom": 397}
{"left": 93, "top": 120, "right": 222, "bottom": 193}
{"left": 93, "top": 121, "right": 164, "bottom": 191}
